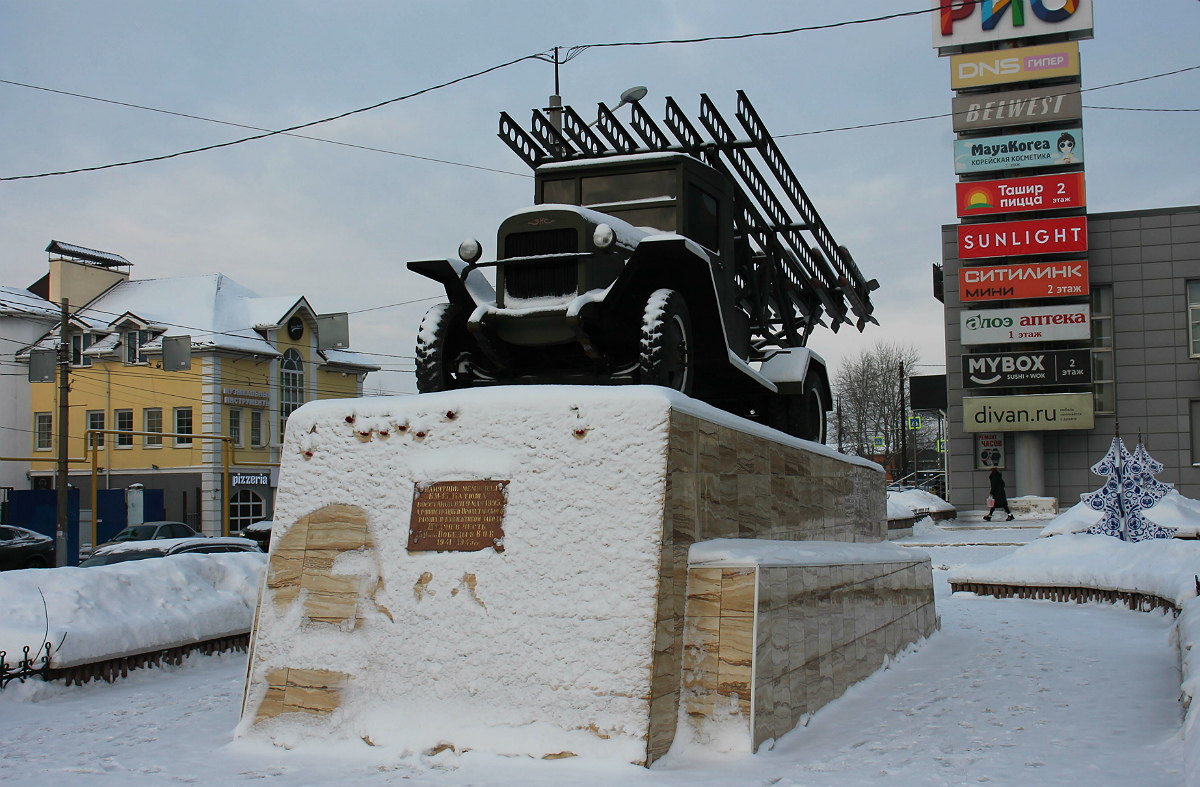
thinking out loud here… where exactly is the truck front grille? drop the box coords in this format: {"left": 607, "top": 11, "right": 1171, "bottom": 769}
{"left": 504, "top": 228, "right": 578, "bottom": 258}
{"left": 504, "top": 260, "right": 578, "bottom": 300}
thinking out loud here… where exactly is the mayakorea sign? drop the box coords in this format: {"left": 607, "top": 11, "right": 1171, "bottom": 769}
{"left": 934, "top": 1, "right": 1093, "bottom": 50}
{"left": 959, "top": 260, "right": 1088, "bottom": 302}
{"left": 961, "top": 348, "right": 1091, "bottom": 389}
{"left": 957, "top": 172, "right": 1085, "bottom": 217}
{"left": 950, "top": 41, "right": 1080, "bottom": 89}
{"left": 958, "top": 215, "right": 1088, "bottom": 259}
{"left": 951, "top": 84, "right": 1081, "bottom": 133}
{"left": 960, "top": 303, "right": 1091, "bottom": 345}
{"left": 963, "top": 393, "right": 1095, "bottom": 433}
{"left": 954, "top": 127, "right": 1083, "bottom": 174}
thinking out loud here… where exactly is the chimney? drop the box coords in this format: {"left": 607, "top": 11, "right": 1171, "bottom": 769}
{"left": 44, "top": 240, "right": 132, "bottom": 311}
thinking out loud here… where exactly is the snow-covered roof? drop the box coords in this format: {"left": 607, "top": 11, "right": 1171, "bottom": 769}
{"left": 18, "top": 274, "right": 378, "bottom": 370}
{"left": 46, "top": 240, "right": 131, "bottom": 268}
{"left": 0, "top": 287, "right": 59, "bottom": 320}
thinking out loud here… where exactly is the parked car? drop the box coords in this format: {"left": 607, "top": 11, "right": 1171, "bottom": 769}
{"left": 79, "top": 537, "right": 261, "bottom": 567}
{"left": 236, "top": 520, "right": 272, "bottom": 551}
{"left": 94, "top": 520, "right": 201, "bottom": 551}
{"left": 0, "top": 525, "right": 55, "bottom": 570}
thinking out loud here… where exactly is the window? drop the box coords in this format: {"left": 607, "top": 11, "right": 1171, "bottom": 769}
{"left": 87, "top": 411, "right": 105, "bottom": 448}
{"left": 1091, "top": 287, "right": 1115, "bottom": 414}
{"left": 35, "top": 413, "right": 52, "bottom": 450}
{"left": 70, "top": 333, "right": 94, "bottom": 366}
{"left": 1192, "top": 402, "right": 1200, "bottom": 465}
{"left": 174, "top": 408, "right": 193, "bottom": 446}
{"left": 124, "top": 329, "right": 151, "bottom": 364}
{"left": 280, "top": 349, "right": 305, "bottom": 441}
{"left": 145, "top": 408, "right": 163, "bottom": 446}
{"left": 228, "top": 408, "right": 243, "bottom": 447}
{"left": 115, "top": 409, "right": 133, "bottom": 447}
{"left": 251, "top": 410, "right": 264, "bottom": 447}
{"left": 229, "top": 489, "right": 266, "bottom": 532}
{"left": 685, "top": 183, "right": 720, "bottom": 252}
{"left": 1188, "top": 281, "right": 1200, "bottom": 358}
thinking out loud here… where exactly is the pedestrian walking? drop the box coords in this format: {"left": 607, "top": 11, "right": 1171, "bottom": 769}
{"left": 984, "top": 467, "right": 1014, "bottom": 521}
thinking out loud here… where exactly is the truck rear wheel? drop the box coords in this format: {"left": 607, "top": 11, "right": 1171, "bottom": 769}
{"left": 639, "top": 289, "right": 693, "bottom": 395}
{"left": 415, "top": 303, "right": 465, "bottom": 393}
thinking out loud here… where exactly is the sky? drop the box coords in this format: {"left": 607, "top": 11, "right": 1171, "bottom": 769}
{"left": 1, "top": 1, "right": 1197, "bottom": 395}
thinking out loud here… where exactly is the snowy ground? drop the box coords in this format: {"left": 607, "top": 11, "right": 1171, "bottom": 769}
{"left": 0, "top": 520, "right": 1187, "bottom": 786}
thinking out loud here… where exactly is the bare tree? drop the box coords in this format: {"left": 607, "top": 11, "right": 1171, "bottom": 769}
{"left": 830, "top": 341, "right": 923, "bottom": 479}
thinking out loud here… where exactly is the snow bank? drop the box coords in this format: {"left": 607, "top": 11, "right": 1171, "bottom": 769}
{"left": 888, "top": 488, "right": 955, "bottom": 516}
{"left": 887, "top": 498, "right": 915, "bottom": 521}
{"left": 1040, "top": 490, "right": 1200, "bottom": 538}
{"left": 0, "top": 554, "right": 265, "bottom": 670}
{"left": 1177, "top": 598, "right": 1200, "bottom": 786}
{"left": 690, "top": 538, "right": 926, "bottom": 567}
{"left": 948, "top": 534, "right": 1200, "bottom": 607}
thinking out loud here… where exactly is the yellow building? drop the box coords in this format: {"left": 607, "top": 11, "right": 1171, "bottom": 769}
{"left": 23, "top": 242, "right": 377, "bottom": 536}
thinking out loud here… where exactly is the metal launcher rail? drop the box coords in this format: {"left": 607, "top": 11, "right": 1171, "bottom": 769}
{"left": 497, "top": 91, "right": 879, "bottom": 357}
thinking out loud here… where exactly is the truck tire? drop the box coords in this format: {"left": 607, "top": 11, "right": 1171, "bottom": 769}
{"left": 415, "top": 303, "right": 464, "bottom": 393}
{"left": 639, "top": 289, "right": 693, "bottom": 395}
{"left": 797, "top": 376, "right": 826, "bottom": 443}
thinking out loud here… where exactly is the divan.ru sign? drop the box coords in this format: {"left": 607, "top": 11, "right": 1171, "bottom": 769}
{"left": 963, "top": 392, "right": 1094, "bottom": 433}
{"left": 935, "top": 1, "right": 1093, "bottom": 52}
{"left": 958, "top": 216, "right": 1088, "bottom": 259}
{"left": 961, "top": 349, "right": 1092, "bottom": 389}
{"left": 960, "top": 304, "right": 1091, "bottom": 345}
{"left": 954, "top": 127, "right": 1083, "bottom": 174}
{"left": 959, "top": 260, "right": 1088, "bottom": 302}
{"left": 950, "top": 41, "right": 1081, "bottom": 88}
{"left": 951, "top": 84, "right": 1081, "bottom": 133}
{"left": 957, "top": 173, "right": 1085, "bottom": 217}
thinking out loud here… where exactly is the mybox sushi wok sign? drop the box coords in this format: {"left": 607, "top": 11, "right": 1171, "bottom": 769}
{"left": 963, "top": 393, "right": 1095, "bottom": 433}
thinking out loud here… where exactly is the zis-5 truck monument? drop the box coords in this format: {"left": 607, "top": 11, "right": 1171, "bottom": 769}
{"left": 409, "top": 91, "right": 879, "bottom": 442}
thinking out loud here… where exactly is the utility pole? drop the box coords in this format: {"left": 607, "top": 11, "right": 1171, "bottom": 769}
{"left": 56, "top": 298, "right": 70, "bottom": 567}
{"left": 898, "top": 361, "right": 908, "bottom": 483}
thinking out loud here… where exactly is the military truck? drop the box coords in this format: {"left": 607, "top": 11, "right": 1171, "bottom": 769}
{"left": 407, "top": 92, "right": 878, "bottom": 442}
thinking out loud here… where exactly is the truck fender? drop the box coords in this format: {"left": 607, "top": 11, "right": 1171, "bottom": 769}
{"left": 759, "top": 348, "right": 832, "bottom": 407}
{"left": 407, "top": 259, "right": 496, "bottom": 308}
{"left": 605, "top": 236, "right": 738, "bottom": 367}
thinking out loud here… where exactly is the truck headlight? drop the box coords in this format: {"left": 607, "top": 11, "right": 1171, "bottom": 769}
{"left": 458, "top": 238, "right": 483, "bottom": 263}
{"left": 593, "top": 224, "right": 615, "bottom": 249}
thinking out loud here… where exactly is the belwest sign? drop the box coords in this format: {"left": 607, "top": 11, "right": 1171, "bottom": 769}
{"left": 960, "top": 303, "right": 1090, "bottom": 345}
{"left": 959, "top": 260, "right": 1088, "bottom": 301}
{"left": 962, "top": 393, "right": 1094, "bottom": 433}
{"left": 951, "top": 84, "right": 1081, "bottom": 133}
{"left": 934, "top": 0, "right": 1093, "bottom": 50}
{"left": 958, "top": 216, "right": 1088, "bottom": 259}
{"left": 950, "top": 42, "right": 1080, "bottom": 89}
{"left": 954, "top": 127, "right": 1083, "bottom": 174}
{"left": 957, "top": 172, "right": 1085, "bottom": 217}
{"left": 961, "top": 349, "right": 1092, "bottom": 388}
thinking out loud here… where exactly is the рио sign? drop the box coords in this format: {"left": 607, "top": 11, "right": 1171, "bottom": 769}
{"left": 959, "top": 260, "right": 1088, "bottom": 302}
{"left": 962, "top": 348, "right": 1092, "bottom": 388}
{"left": 934, "top": 2, "right": 1093, "bottom": 50}
{"left": 958, "top": 216, "right": 1088, "bottom": 259}
{"left": 957, "top": 173, "right": 1085, "bottom": 217}
{"left": 963, "top": 393, "right": 1095, "bottom": 433}
{"left": 954, "top": 127, "right": 1083, "bottom": 175}
{"left": 960, "top": 304, "right": 1091, "bottom": 345}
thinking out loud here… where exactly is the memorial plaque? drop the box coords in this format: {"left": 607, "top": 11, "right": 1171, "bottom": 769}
{"left": 408, "top": 480, "right": 508, "bottom": 552}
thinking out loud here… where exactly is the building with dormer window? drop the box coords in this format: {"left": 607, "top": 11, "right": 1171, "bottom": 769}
{"left": 20, "top": 241, "right": 378, "bottom": 536}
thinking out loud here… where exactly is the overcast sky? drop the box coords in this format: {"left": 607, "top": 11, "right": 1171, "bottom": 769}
{"left": 1, "top": 1, "right": 1196, "bottom": 394}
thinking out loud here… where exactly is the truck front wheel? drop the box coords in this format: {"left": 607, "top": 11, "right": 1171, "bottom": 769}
{"left": 415, "top": 303, "right": 466, "bottom": 393}
{"left": 639, "top": 289, "right": 693, "bottom": 395}
{"left": 797, "top": 376, "right": 826, "bottom": 443}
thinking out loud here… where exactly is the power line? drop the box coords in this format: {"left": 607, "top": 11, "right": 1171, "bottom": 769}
{"left": 0, "top": 51, "right": 545, "bottom": 182}
{"left": 0, "top": 78, "right": 531, "bottom": 179}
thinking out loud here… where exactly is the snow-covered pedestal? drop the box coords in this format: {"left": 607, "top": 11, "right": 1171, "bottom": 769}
{"left": 682, "top": 540, "right": 936, "bottom": 753}
{"left": 239, "top": 387, "right": 888, "bottom": 765}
